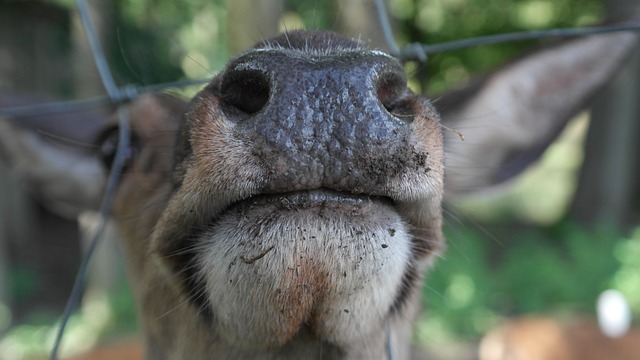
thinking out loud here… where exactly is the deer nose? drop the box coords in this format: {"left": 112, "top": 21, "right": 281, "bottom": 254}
{"left": 217, "top": 49, "right": 414, "bottom": 194}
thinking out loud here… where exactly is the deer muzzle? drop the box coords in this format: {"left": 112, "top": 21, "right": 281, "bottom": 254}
{"left": 150, "top": 38, "right": 445, "bottom": 351}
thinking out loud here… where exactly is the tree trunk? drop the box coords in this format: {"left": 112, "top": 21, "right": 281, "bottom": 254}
{"left": 571, "top": 0, "right": 640, "bottom": 226}
{"left": 226, "top": 0, "right": 284, "bottom": 55}
{"left": 334, "top": 0, "right": 390, "bottom": 51}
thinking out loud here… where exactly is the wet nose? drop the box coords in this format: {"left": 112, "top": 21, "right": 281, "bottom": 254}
{"left": 216, "top": 49, "right": 414, "bottom": 194}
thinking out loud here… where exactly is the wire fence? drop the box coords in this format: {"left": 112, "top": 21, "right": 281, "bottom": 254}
{"left": 0, "top": 0, "right": 639, "bottom": 358}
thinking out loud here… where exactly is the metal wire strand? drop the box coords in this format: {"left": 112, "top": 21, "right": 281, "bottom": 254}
{"left": 374, "top": 0, "right": 401, "bottom": 57}
{"left": 48, "top": 0, "right": 133, "bottom": 358}
{"left": 76, "top": 0, "right": 118, "bottom": 99}
{"left": 400, "top": 23, "right": 640, "bottom": 61}
{"left": 48, "top": 107, "right": 130, "bottom": 360}
{"left": 0, "top": 79, "right": 208, "bottom": 118}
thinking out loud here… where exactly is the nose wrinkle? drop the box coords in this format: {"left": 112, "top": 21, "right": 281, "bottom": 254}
{"left": 238, "top": 53, "right": 410, "bottom": 194}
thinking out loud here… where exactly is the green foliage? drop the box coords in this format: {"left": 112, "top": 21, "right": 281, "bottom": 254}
{"left": 285, "top": 0, "right": 335, "bottom": 29}
{"left": 496, "top": 224, "right": 616, "bottom": 313}
{"left": 9, "top": 267, "right": 39, "bottom": 302}
{"left": 418, "top": 221, "right": 639, "bottom": 341}
{"left": 611, "top": 227, "right": 640, "bottom": 313}
{"left": 0, "top": 282, "right": 138, "bottom": 358}
{"left": 108, "top": 0, "right": 229, "bottom": 85}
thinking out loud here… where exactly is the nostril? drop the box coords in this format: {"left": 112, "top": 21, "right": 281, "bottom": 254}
{"left": 375, "top": 70, "right": 409, "bottom": 114}
{"left": 220, "top": 69, "right": 270, "bottom": 114}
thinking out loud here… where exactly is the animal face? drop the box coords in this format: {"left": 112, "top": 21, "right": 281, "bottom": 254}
{"left": 108, "top": 30, "right": 443, "bottom": 358}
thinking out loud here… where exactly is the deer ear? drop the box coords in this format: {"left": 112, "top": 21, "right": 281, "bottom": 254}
{"left": 0, "top": 93, "right": 188, "bottom": 217}
{"left": 0, "top": 97, "right": 110, "bottom": 217}
{"left": 439, "top": 30, "right": 639, "bottom": 195}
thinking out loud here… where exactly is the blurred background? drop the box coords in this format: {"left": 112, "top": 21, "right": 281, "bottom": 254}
{"left": 0, "top": 0, "right": 638, "bottom": 359}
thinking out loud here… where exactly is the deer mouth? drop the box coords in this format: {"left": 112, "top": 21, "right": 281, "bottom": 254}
{"left": 224, "top": 189, "right": 394, "bottom": 213}
{"left": 176, "top": 185, "right": 413, "bottom": 349}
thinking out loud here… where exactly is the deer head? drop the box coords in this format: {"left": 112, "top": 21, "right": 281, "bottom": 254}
{"left": 0, "top": 27, "right": 637, "bottom": 359}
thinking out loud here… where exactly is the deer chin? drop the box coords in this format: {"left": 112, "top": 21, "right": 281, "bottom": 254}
{"left": 193, "top": 189, "right": 413, "bottom": 350}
